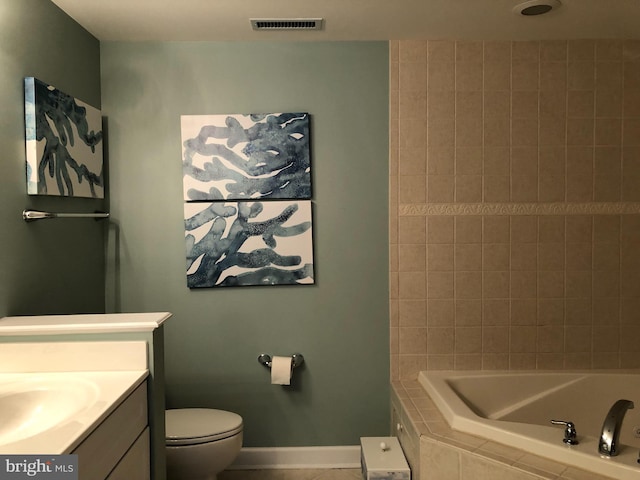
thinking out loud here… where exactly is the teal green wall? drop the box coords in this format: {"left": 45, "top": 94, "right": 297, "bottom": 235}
{"left": 0, "top": 0, "right": 104, "bottom": 317}
{"left": 101, "top": 42, "right": 390, "bottom": 447}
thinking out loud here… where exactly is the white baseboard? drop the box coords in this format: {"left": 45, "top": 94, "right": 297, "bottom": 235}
{"left": 229, "top": 445, "right": 361, "bottom": 470}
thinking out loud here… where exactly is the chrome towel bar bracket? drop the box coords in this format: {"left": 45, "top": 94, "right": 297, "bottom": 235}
{"left": 258, "top": 353, "right": 304, "bottom": 369}
{"left": 23, "top": 209, "right": 110, "bottom": 222}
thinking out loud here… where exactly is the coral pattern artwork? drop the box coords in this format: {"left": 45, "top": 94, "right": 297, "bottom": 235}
{"left": 184, "top": 200, "right": 314, "bottom": 288}
{"left": 181, "top": 113, "right": 311, "bottom": 201}
{"left": 24, "top": 77, "right": 104, "bottom": 198}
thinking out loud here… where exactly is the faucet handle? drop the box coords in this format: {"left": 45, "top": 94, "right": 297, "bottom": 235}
{"left": 551, "top": 419, "right": 579, "bottom": 445}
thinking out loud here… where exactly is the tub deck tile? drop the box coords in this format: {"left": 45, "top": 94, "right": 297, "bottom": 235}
{"left": 390, "top": 381, "right": 619, "bottom": 480}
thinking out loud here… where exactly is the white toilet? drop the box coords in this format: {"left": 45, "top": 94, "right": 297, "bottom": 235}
{"left": 165, "top": 408, "right": 243, "bottom": 480}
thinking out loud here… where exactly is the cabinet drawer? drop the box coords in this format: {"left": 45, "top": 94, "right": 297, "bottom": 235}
{"left": 73, "top": 382, "right": 147, "bottom": 479}
{"left": 107, "top": 428, "right": 150, "bottom": 480}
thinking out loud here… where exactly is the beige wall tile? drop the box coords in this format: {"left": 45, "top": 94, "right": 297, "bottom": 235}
{"left": 428, "top": 146, "right": 455, "bottom": 174}
{"left": 455, "top": 216, "right": 482, "bottom": 243}
{"left": 456, "top": 299, "right": 482, "bottom": 326}
{"left": 511, "top": 216, "right": 538, "bottom": 243}
{"left": 484, "top": 41, "right": 511, "bottom": 62}
{"left": 456, "top": 271, "right": 482, "bottom": 299}
{"left": 483, "top": 299, "right": 510, "bottom": 326}
{"left": 485, "top": 91, "right": 511, "bottom": 118}
{"left": 511, "top": 243, "right": 537, "bottom": 271}
{"left": 399, "top": 272, "right": 426, "bottom": 299}
{"left": 400, "top": 327, "right": 427, "bottom": 354}
{"left": 427, "top": 327, "right": 454, "bottom": 354}
{"left": 399, "top": 174, "right": 426, "bottom": 203}
{"left": 427, "top": 175, "right": 456, "bottom": 203}
{"left": 596, "top": 89, "right": 623, "bottom": 117}
{"left": 456, "top": 147, "right": 483, "bottom": 174}
{"left": 483, "top": 216, "right": 510, "bottom": 243}
{"left": 428, "top": 244, "right": 454, "bottom": 271}
{"left": 484, "top": 61, "right": 511, "bottom": 91}
{"left": 538, "top": 298, "right": 564, "bottom": 326}
{"left": 568, "top": 62, "right": 595, "bottom": 90}
{"left": 484, "top": 116, "right": 511, "bottom": 147}
{"left": 428, "top": 40, "right": 455, "bottom": 62}
{"left": 400, "top": 300, "right": 427, "bottom": 327}
{"left": 392, "top": 39, "right": 640, "bottom": 377}
{"left": 540, "top": 62, "right": 567, "bottom": 91}
{"left": 484, "top": 175, "right": 510, "bottom": 202}
{"left": 512, "top": 41, "right": 540, "bottom": 60}
{"left": 568, "top": 90, "right": 595, "bottom": 117}
{"left": 427, "top": 299, "right": 454, "bottom": 327}
{"left": 428, "top": 216, "right": 455, "bottom": 243}
{"left": 455, "top": 175, "right": 482, "bottom": 202}
{"left": 483, "top": 271, "right": 510, "bottom": 298}
{"left": 455, "top": 243, "right": 482, "bottom": 271}
{"left": 399, "top": 244, "right": 426, "bottom": 271}
{"left": 569, "top": 40, "right": 595, "bottom": 62}
{"left": 511, "top": 298, "right": 537, "bottom": 325}
{"left": 538, "top": 216, "right": 565, "bottom": 242}
{"left": 398, "top": 40, "right": 426, "bottom": 63}
{"left": 428, "top": 271, "right": 454, "bottom": 299}
{"left": 456, "top": 61, "right": 483, "bottom": 91}
{"left": 512, "top": 61, "right": 539, "bottom": 91}
{"left": 483, "top": 326, "right": 509, "bottom": 353}
{"left": 428, "top": 62, "right": 455, "bottom": 91}
{"left": 456, "top": 327, "right": 482, "bottom": 354}
{"left": 483, "top": 243, "right": 510, "bottom": 271}
{"left": 399, "top": 216, "right": 426, "bottom": 244}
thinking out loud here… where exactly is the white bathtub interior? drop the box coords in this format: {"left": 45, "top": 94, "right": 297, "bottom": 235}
{"left": 420, "top": 370, "right": 640, "bottom": 480}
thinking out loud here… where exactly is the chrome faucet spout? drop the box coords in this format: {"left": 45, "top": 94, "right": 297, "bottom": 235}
{"left": 599, "top": 399, "right": 634, "bottom": 456}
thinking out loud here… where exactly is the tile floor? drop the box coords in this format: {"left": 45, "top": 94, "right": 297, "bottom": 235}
{"left": 219, "top": 469, "right": 362, "bottom": 480}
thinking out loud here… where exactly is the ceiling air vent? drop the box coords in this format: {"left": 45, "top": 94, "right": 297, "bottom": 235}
{"left": 251, "top": 18, "right": 324, "bottom": 31}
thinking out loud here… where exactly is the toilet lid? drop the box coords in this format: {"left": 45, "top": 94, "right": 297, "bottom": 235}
{"left": 166, "top": 408, "right": 243, "bottom": 446}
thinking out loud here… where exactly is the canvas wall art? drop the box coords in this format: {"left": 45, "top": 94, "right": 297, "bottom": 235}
{"left": 184, "top": 200, "right": 314, "bottom": 288}
{"left": 181, "top": 113, "right": 311, "bottom": 201}
{"left": 24, "top": 77, "right": 104, "bottom": 198}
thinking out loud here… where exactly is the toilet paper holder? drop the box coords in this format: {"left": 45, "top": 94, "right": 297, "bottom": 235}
{"left": 258, "top": 353, "right": 304, "bottom": 369}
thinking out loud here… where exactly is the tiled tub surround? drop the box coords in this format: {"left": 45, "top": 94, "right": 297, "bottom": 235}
{"left": 391, "top": 380, "right": 620, "bottom": 480}
{"left": 389, "top": 39, "right": 640, "bottom": 381}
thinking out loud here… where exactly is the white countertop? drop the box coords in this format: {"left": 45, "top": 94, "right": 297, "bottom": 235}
{"left": 0, "top": 370, "right": 148, "bottom": 454}
{"left": 0, "top": 312, "right": 171, "bottom": 335}
{"left": 0, "top": 341, "right": 149, "bottom": 454}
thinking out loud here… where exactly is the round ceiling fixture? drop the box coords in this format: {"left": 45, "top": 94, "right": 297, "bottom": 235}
{"left": 513, "top": 0, "right": 561, "bottom": 16}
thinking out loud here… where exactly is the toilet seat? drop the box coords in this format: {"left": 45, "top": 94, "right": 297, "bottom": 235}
{"left": 166, "top": 408, "right": 243, "bottom": 446}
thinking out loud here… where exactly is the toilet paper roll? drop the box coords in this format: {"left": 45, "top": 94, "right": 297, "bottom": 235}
{"left": 271, "top": 356, "right": 292, "bottom": 385}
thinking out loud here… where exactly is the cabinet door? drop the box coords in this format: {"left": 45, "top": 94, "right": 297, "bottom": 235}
{"left": 107, "top": 428, "right": 150, "bottom": 480}
{"left": 73, "top": 383, "right": 148, "bottom": 479}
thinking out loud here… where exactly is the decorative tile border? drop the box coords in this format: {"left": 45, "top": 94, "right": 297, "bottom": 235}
{"left": 399, "top": 203, "right": 640, "bottom": 216}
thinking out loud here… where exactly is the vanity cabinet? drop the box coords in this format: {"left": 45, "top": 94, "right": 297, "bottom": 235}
{"left": 73, "top": 381, "right": 149, "bottom": 479}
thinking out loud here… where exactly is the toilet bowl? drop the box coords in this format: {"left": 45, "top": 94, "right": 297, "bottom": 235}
{"left": 165, "top": 408, "right": 243, "bottom": 480}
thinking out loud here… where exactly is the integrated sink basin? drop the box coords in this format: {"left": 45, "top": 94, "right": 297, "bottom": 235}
{"left": 0, "top": 370, "right": 147, "bottom": 454}
{"left": 0, "top": 376, "right": 99, "bottom": 446}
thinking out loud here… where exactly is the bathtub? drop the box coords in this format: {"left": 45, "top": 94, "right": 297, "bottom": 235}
{"left": 419, "top": 370, "right": 640, "bottom": 480}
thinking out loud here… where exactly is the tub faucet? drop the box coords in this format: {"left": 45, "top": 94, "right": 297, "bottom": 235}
{"left": 599, "top": 399, "right": 634, "bottom": 456}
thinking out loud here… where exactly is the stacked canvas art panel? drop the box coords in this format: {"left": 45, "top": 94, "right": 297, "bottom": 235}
{"left": 181, "top": 113, "right": 315, "bottom": 288}
{"left": 24, "top": 77, "right": 104, "bottom": 198}
{"left": 184, "top": 200, "right": 314, "bottom": 288}
{"left": 181, "top": 113, "right": 311, "bottom": 201}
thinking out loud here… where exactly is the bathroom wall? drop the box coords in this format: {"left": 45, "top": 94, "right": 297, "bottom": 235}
{"left": 390, "top": 40, "right": 640, "bottom": 380}
{"left": 0, "top": 0, "right": 104, "bottom": 317}
{"left": 100, "top": 41, "right": 390, "bottom": 447}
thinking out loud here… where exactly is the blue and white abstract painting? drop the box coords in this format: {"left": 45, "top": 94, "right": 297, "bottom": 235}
{"left": 184, "top": 200, "right": 314, "bottom": 288}
{"left": 24, "top": 77, "right": 104, "bottom": 198}
{"left": 181, "top": 113, "right": 311, "bottom": 201}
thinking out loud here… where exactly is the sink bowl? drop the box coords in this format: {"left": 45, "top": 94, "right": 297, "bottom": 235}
{"left": 0, "top": 377, "right": 99, "bottom": 446}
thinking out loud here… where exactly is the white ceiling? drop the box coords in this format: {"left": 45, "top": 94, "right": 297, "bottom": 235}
{"left": 50, "top": 0, "right": 640, "bottom": 42}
